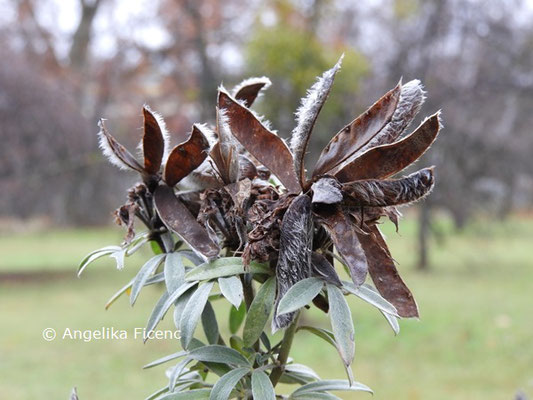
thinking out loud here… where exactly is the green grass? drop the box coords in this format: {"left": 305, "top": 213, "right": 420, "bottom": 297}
{"left": 1, "top": 215, "right": 532, "bottom": 399}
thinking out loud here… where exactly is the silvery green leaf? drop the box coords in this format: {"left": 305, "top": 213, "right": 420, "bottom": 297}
{"left": 180, "top": 282, "right": 214, "bottom": 349}
{"left": 169, "top": 357, "right": 193, "bottom": 391}
{"left": 243, "top": 277, "right": 276, "bottom": 347}
{"left": 78, "top": 245, "right": 122, "bottom": 276}
{"left": 277, "top": 277, "right": 324, "bottom": 316}
{"left": 174, "top": 287, "right": 195, "bottom": 329}
{"left": 131, "top": 254, "right": 166, "bottom": 305}
{"left": 110, "top": 248, "right": 127, "bottom": 270}
{"left": 201, "top": 302, "right": 219, "bottom": 344}
{"left": 209, "top": 367, "right": 249, "bottom": 400}
{"left": 292, "top": 379, "right": 372, "bottom": 395}
{"left": 251, "top": 370, "right": 276, "bottom": 400}
{"left": 343, "top": 281, "right": 399, "bottom": 317}
{"left": 188, "top": 345, "right": 250, "bottom": 367}
{"left": 165, "top": 253, "right": 185, "bottom": 294}
{"left": 159, "top": 389, "right": 211, "bottom": 399}
{"left": 296, "top": 326, "right": 337, "bottom": 349}
{"left": 218, "top": 276, "right": 244, "bottom": 308}
{"left": 327, "top": 284, "right": 355, "bottom": 369}
{"left": 143, "top": 350, "right": 188, "bottom": 369}
{"left": 381, "top": 310, "right": 400, "bottom": 335}
{"left": 290, "top": 392, "right": 342, "bottom": 400}
{"left": 145, "top": 281, "right": 198, "bottom": 341}
{"left": 185, "top": 258, "right": 270, "bottom": 281}
{"left": 144, "top": 386, "right": 169, "bottom": 400}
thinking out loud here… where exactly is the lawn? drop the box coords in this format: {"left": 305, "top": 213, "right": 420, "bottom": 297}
{"left": 1, "top": 214, "right": 532, "bottom": 399}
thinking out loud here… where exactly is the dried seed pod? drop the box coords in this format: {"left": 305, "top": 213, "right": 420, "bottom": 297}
{"left": 232, "top": 76, "right": 271, "bottom": 108}
{"left": 142, "top": 106, "right": 166, "bottom": 175}
{"left": 273, "top": 195, "right": 313, "bottom": 331}
{"left": 342, "top": 168, "right": 434, "bottom": 207}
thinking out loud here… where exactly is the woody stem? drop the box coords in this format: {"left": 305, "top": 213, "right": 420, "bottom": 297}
{"left": 269, "top": 311, "right": 300, "bottom": 386}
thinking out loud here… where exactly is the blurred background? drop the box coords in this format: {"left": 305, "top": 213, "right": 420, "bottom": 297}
{"left": 1, "top": 0, "right": 532, "bottom": 399}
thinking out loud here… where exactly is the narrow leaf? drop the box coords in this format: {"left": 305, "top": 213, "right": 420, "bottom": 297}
{"left": 201, "top": 302, "right": 219, "bottom": 344}
{"left": 209, "top": 367, "right": 250, "bottom": 400}
{"left": 296, "top": 326, "right": 337, "bottom": 349}
{"left": 381, "top": 309, "right": 400, "bottom": 335}
{"left": 169, "top": 357, "right": 193, "bottom": 391}
{"left": 327, "top": 284, "right": 355, "bottom": 368}
{"left": 78, "top": 245, "right": 121, "bottom": 276}
{"left": 243, "top": 277, "right": 276, "bottom": 347}
{"left": 143, "top": 106, "right": 165, "bottom": 175}
{"left": 335, "top": 112, "right": 442, "bottom": 182}
{"left": 218, "top": 276, "right": 244, "bottom": 308}
{"left": 252, "top": 370, "right": 276, "bottom": 400}
{"left": 174, "top": 287, "right": 195, "bottom": 329}
{"left": 188, "top": 345, "right": 250, "bottom": 367}
{"left": 229, "top": 301, "right": 246, "bottom": 334}
{"left": 143, "top": 350, "right": 187, "bottom": 369}
{"left": 165, "top": 252, "right": 185, "bottom": 294}
{"left": 293, "top": 379, "right": 372, "bottom": 395}
{"left": 131, "top": 254, "right": 166, "bottom": 305}
{"left": 357, "top": 226, "right": 419, "bottom": 318}
{"left": 145, "top": 281, "right": 198, "bottom": 341}
{"left": 185, "top": 258, "right": 270, "bottom": 281}
{"left": 159, "top": 389, "right": 211, "bottom": 400}
{"left": 291, "top": 392, "right": 342, "bottom": 400}
{"left": 343, "top": 282, "right": 399, "bottom": 317}
{"left": 180, "top": 282, "right": 214, "bottom": 349}
{"left": 154, "top": 185, "right": 219, "bottom": 261}
{"left": 164, "top": 125, "right": 210, "bottom": 186}
{"left": 277, "top": 277, "right": 324, "bottom": 316}
{"left": 218, "top": 90, "right": 301, "bottom": 193}
{"left": 313, "top": 82, "right": 401, "bottom": 177}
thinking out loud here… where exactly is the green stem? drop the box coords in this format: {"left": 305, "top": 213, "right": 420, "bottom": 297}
{"left": 269, "top": 311, "right": 300, "bottom": 386}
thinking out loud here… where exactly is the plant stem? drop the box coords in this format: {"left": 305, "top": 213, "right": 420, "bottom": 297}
{"left": 269, "top": 311, "right": 300, "bottom": 387}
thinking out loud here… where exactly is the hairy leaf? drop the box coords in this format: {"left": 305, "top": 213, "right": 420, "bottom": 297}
{"left": 201, "top": 302, "right": 219, "bottom": 344}
{"left": 143, "top": 106, "right": 165, "bottom": 175}
{"left": 185, "top": 258, "right": 270, "bottom": 281}
{"left": 154, "top": 185, "right": 219, "bottom": 261}
{"left": 292, "top": 379, "right": 372, "bottom": 395}
{"left": 296, "top": 325, "right": 337, "bottom": 349}
{"left": 335, "top": 112, "right": 441, "bottom": 182}
{"left": 357, "top": 226, "right": 419, "bottom": 318}
{"left": 180, "top": 282, "right": 214, "bottom": 349}
{"left": 218, "top": 90, "right": 301, "bottom": 193}
{"left": 174, "top": 287, "right": 195, "bottom": 329}
{"left": 327, "top": 284, "right": 355, "bottom": 370}
{"left": 131, "top": 254, "right": 166, "bottom": 305}
{"left": 218, "top": 276, "right": 244, "bottom": 308}
{"left": 252, "top": 370, "right": 276, "bottom": 400}
{"left": 143, "top": 350, "right": 188, "bottom": 369}
{"left": 165, "top": 252, "right": 185, "bottom": 294}
{"left": 291, "top": 56, "right": 342, "bottom": 185}
{"left": 319, "top": 208, "right": 367, "bottom": 287}
{"left": 343, "top": 282, "right": 399, "bottom": 317}
{"left": 342, "top": 168, "right": 434, "bottom": 207}
{"left": 381, "top": 309, "right": 401, "bottom": 335}
{"left": 313, "top": 82, "right": 401, "bottom": 177}
{"left": 277, "top": 277, "right": 324, "bottom": 316}
{"left": 188, "top": 345, "right": 250, "bottom": 367}
{"left": 232, "top": 76, "right": 271, "bottom": 108}
{"left": 243, "top": 276, "right": 276, "bottom": 347}
{"left": 78, "top": 245, "right": 122, "bottom": 277}
{"left": 273, "top": 195, "right": 313, "bottom": 330}
{"left": 164, "top": 125, "right": 210, "bottom": 186}
{"left": 290, "top": 392, "right": 342, "bottom": 400}
{"left": 209, "top": 367, "right": 249, "bottom": 400}
{"left": 159, "top": 389, "right": 211, "bottom": 399}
